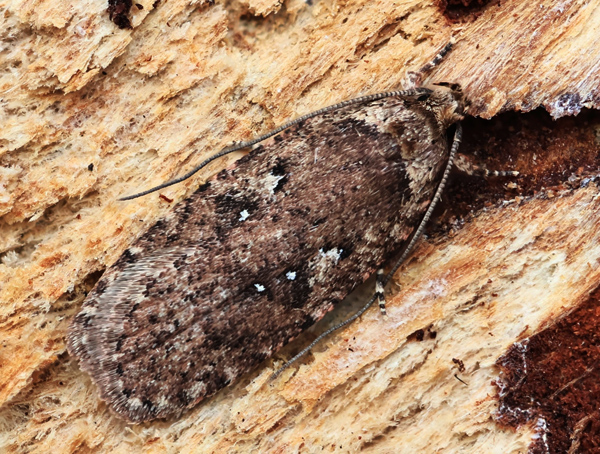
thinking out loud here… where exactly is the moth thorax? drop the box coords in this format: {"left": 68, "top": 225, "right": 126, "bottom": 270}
{"left": 425, "top": 85, "right": 466, "bottom": 129}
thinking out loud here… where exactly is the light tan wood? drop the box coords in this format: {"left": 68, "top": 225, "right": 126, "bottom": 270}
{"left": 1, "top": 0, "right": 599, "bottom": 452}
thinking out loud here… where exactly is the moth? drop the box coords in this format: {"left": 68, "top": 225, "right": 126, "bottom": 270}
{"left": 68, "top": 83, "right": 465, "bottom": 423}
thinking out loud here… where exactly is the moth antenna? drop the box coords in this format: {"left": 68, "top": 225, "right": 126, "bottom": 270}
{"left": 418, "top": 39, "right": 455, "bottom": 76}
{"left": 270, "top": 123, "right": 462, "bottom": 380}
{"left": 405, "top": 38, "right": 456, "bottom": 88}
{"left": 119, "top": 89, "right": 428, "bottom": 201}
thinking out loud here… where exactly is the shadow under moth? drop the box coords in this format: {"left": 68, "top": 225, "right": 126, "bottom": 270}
{"left": 68, "top": 82, "right": 465, "bottom": 423}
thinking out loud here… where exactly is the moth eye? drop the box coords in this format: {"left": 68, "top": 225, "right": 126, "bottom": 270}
{"left": 417, "top": 94, "right": 430, "bottom": 102}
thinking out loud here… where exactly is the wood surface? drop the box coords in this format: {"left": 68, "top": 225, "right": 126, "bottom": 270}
{"left": 2, "top": 0, "right": 600, "bottom": 452}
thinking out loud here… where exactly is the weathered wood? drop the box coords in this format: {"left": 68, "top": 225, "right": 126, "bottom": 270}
{"left": 1, "top": 0, "right": 600, "bottom": 452}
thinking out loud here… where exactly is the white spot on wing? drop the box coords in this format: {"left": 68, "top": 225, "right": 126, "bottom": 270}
{"left": 239, "top": 210, "right": 250, "bottom": 221}
{"left": 319, "top": 247, "right": 342, "bottom": 264}
{"left": 255, "top": 284, "right": 265, "bottom": 292}
{"left": 286, "top": 271, "right": 297, "bottom": 280}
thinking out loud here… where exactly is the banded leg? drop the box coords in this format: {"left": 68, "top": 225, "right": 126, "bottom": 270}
{"left": 454, "top": 153, "right": 519, "bottom": 178}
{"left": 376, "top": 268, "right": 387, "bottom": 315}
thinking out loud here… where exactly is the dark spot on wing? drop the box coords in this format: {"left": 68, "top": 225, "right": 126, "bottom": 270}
{"left": 213, "top": 190, "right": 261, "bottom": 228}
{"left": 115, "top": 335, "right": 126, "bottom": 352}
{"left": 299, "top": 315, "right": 315, "bottom": 331}
{"left": 173, "top": 255, "right": 187, "bottom": 270}
{"left": 120, "top": 248, "right": 136, "bottom": 264}
{"left": 145, "top": 220, "right": 166, "bottom": 241}
{"left": 94, "top": 279, "right": 108, "bottom": 294}
{"left": 196, "top": 182, "right": 211, "bottom": 193}
{"left": 312, "top": 217, "right": 327, "bottom": 227}
{"left": 270, "top": 158, "right": 289, "bottom": 192}
{"left": 271, "top": 158, "right": 287, "bottom": 176}
{"left": 339, "top": 244, "right": 353, "bottom": 260}
{"left": 273, "top": 175, "right": 288, "bottom": 193}
{"left": 128, "top": 302, "right": 140, "bottom": 318}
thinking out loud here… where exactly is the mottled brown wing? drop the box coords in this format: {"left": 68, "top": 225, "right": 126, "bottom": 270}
{"left": 68, "top": 90, "right": 454, "bottom": 423}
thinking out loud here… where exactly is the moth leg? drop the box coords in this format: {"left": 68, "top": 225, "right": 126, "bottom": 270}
{"left": 375, "top": 268, "right": 387, "bottom": 315}
{"left": 454, "top": 153, "right": 519, "bottom": 178}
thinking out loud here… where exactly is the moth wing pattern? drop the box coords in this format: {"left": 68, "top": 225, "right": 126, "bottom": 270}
{"left": 68, "top": 87, "right": 465, "bottom": 423}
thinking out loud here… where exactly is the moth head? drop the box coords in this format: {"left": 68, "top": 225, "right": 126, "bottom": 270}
{"left": 424, "top": 83, "right": 467, "bottom": 128}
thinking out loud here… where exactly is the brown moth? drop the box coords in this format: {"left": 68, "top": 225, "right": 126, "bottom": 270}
{"left": 68, "top": 84, "right": 465, "bottom": 423}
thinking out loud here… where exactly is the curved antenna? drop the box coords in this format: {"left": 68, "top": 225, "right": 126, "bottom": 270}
{"left": 119, "top": 89, "right": 427, "bottom": 201}
{"left": 271, "top": 123, "right": 462, "bottom": 380}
